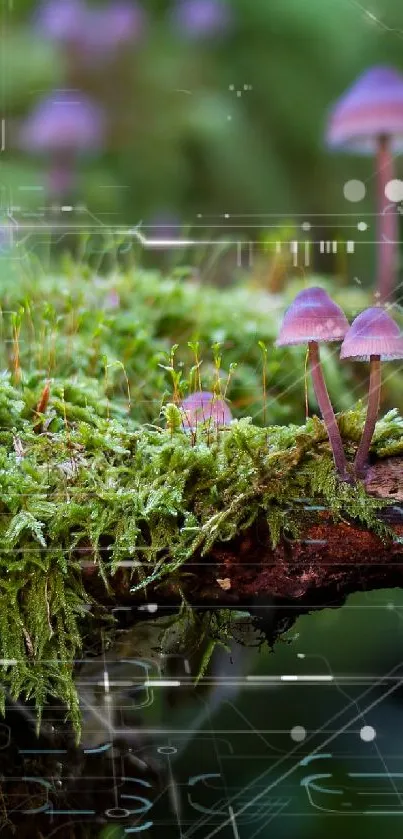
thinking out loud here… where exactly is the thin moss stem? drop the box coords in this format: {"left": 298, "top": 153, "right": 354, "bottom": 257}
{"left": 308, "top": 341, "right": 349, "bottom": 480}
{"left": 355, "top": 355, "right": 382, "bottom": 478}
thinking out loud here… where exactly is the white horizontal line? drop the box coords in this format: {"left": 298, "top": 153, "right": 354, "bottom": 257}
{"left": 247, "top": 675, "right": 334, "bottom": 682}
{"left": 144, "top": 680, "right": 181, "bottom": 687}
{"left": 0, "top": 659, "right": 17, "bottom": 666}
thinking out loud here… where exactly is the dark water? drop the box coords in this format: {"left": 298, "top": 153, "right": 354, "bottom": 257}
{"left": 2, "top": 589, "right": 403, "bottom": 838}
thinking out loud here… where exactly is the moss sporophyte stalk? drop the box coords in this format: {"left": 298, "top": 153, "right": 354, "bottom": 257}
{"left": 0, "top": 364, "right": 402, "bottom": 733}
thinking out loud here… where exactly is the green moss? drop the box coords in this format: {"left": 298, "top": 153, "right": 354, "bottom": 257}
{"left": 0, "top": 263, "right": 386, "bottom": 426}
{"left": 0, "top": 368, "right": 401, "bottom": 734}
{"left": 0, "top": 248, "right": 400, "bottom": 736}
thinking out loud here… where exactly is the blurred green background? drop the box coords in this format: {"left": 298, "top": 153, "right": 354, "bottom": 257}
{"left": 4, "top": 0, "right": 403, "bottom": 287}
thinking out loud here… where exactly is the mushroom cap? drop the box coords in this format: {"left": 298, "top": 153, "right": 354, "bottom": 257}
{"left": 86, "top": 2, "right": 146, "bottom": 53}
{"left": 340, "top": 306, "right": 403, "bottom": 360}
{"left": 35, "top": 0, "right": 87, "bottom": 43}
{"left": 19, "top": 92, "right": 105, "bottom": 154}
{"left": 172, "top": 0, "right": 231, "bottom": 37}
{"left": 326, "top": 66, "right": 403, "bottom": 154}
{"left": 275, "top": 287, "right": 349, "bottom": 347}
{"left": 180, "top": 390, "right": 232, "bottom": 429}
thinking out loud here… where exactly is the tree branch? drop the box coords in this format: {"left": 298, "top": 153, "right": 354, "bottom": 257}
{"left": 83, "top": 456, "right": 403, "bottom": 619}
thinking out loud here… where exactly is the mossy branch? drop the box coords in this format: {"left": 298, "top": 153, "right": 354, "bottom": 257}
{"left": 0, "top": 372, "right": 402, "bottom": 733}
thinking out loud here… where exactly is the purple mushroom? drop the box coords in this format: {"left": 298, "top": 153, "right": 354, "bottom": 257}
{"left": 326, "top": 66, "right": 403, "bottom": 304}
{"left": 340, "top": 306, "right": 403, "bottom": 477}
{"left": 276, "top": 287, "right": 350, "bottom": 480}
{"left": 19, "top": 91, "right": 105, "bottom": 198}
{"left": 85, "top": 1, "right": 146, "bottom": 57}
{"left": 146, "top": 211, "right": 182, "bottom": 241}
{"left": 172, "top": 0, "right": 231, "bottom": 38}
{"left": 36, "top": 0, "right": 145, "bottom": 61}
{"left": 180, "top": 390, "right": 232, "bottom": 431}
{"left": 35, "top": 0, "right": 88, "bottom": 44}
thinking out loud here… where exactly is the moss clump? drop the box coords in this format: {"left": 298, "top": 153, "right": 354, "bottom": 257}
{"left": 0, "top": 370, "right": 402, "bottom": 733}
{"left": 0, "top": 262, "right": 384, "bottom": 426}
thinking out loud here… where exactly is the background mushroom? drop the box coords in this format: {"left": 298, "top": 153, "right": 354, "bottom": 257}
{"left": 19, "top": 91, "right": 105, "bottom": 200}
{"left": 180, "top": 390, "right": 232, "bottom": 431}
{"left": 36, "top": 0, "right": 144, "bottom": 57}
{"left": 171, "top": 0, "right": 232, "bottom": 38}
{"left": 340, "top": 306, "right": 403, "bottom": 477}
{"left": 35, "top": 0, "right": 87, "bottom": 45}
{"left": 326, "top": 66, "right": 403, "bottom": 304}
{"left": 276, "top": 287, "right": 350, "bottom": 479}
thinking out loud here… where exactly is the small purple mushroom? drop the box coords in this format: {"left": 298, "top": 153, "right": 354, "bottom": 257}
{"left": 180, "top": 390, "right": 232, "bottom": 431}
{"left": 340, "top": 306, "right": 403, "bottom": 477}
{"left": 326, "top": 66, "right": 403, "bottom": 304}
{"left": 172, "top": 0, "right": 231, "bottom": 38}
{"left": 19, "top": 92, "right": 105, "bottom": 198}
{"left": 276, "top": 287, "right": 350, "bottom": 480}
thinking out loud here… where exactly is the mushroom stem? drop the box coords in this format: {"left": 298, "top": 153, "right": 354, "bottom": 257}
{"left": 354, "top": 354, "right": 381, "bottom": 478}
{"left": 48, "top": 151, "right": 76, "bottom": 199}
{"left": 377, "top": 134, "right": 398, "bottom": 304}
{"left": 308, "top": 341, "right": 349, "bottom": 479}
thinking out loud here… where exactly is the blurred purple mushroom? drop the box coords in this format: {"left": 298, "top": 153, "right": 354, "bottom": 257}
{"left": 326, "top": 66, "right": 403, "bottom": 304}
{"left": 180, "top": 390, "right": 232, "bottom": 431}
{"left": 97, "top": 2, "right": 145, "bottom": 47}
{"left": 84, "top": 1, "right": 145, "bottom": 59}
{"left": 19, "top": 91, "right": 105, "bottom": 199}
{"left": 340, "top": 306, "right": 403, "bottom": 477}
{"left": 172, "top": 0, "right": 231, "bottom": 38}
{"left": 36, "top": 0, "right": 145, "bottom": 60}
{"left": 147, "top": 211, "right": 182, "bottom": 240}
{"left": 35, "top": 0, "right": 88, "bottom": 44}
{"left": 276, "top": 287, "right": 350, "bottom": 480}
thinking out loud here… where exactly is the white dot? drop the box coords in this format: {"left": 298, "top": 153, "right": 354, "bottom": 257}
{"left": 290, "top": 725, "right": 306, "bottom": 742}
{"left": 344, "top": 179, "right": 366, "bottom": 202}
{"left": 385, "top": 179, "right": 403, "bottom": 202}
{"left": 297, "top": 653, "right": 305, "bottom": 658}
{"left": 357, "top": 222, "right": 368, "bottom": 231}
{"left": 224, "top": 213, "right": 230, "bottom": 218}
{"left": 360, "top": 725, "right": 376, "bottom": 742}
{"left": 301, "top": 222, "right": 311, "bottom": 232}
{"left": 147, "top": 603, "right": 158, "bottom": 613}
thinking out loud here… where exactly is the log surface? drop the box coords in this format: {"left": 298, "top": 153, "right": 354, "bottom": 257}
{"left": 84, "top": 456, "right": 403, "bottom": 614}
